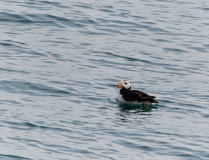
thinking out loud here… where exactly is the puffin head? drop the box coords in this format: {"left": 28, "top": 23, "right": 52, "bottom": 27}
{"left": 117, "top": 80, "right": 131, "bottom": 89}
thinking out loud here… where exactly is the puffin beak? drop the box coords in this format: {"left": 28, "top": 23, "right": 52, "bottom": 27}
{"left": 117, "top": 81, "right": 123, "bottom": 89}
{"left": 117, "top": 83, "right": 119, "bottom": 88}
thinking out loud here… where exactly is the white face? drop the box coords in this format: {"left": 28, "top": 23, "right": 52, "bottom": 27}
{"left": 122, "top": 80, "right": 131, "bottom": 89}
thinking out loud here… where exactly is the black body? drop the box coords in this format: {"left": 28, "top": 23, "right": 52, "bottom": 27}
{"left": 120, "top": 87, "right": 159, "bottom": 103}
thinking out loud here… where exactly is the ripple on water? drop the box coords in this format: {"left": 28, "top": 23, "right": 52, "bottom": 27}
{"left": 0, "top": 0, "right": 209, "bottom": 159}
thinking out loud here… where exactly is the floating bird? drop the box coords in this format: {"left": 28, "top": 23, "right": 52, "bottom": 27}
{"left": 117, "top": 80, "right": 159, "bottom": 105}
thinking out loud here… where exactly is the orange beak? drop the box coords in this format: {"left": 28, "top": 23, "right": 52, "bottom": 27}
{"left": 117, "top": 81, "right": 123, "bottom": 89}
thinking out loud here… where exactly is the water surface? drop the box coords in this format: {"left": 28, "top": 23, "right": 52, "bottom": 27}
{"left": 0, "top": 0, "right": 209, "bottom": 159}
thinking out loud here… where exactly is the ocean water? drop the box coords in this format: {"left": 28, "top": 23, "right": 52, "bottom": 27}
{"left": 0, "top": 0, "right": 209, "bottom": 159}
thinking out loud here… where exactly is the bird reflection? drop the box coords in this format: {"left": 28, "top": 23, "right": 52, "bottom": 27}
{"left": 116, "top": 102, "right": 158, "bottom": 124}
{"left": 118, "top": 101, "right": 157, "bottom": 112}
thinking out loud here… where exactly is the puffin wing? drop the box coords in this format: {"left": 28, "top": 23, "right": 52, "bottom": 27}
{"left": 123, "top": 90, "right": 158, "bottom": 103}
{"left": 122, "top": 91, "right": 141, "bottom": 102}
{"left": 131, "top": 90, "right": 156, "bottom": 98}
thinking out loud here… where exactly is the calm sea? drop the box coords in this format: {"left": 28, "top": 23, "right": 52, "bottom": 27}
{"left": 0, "top": 0, "right": 209, "bottom": 159}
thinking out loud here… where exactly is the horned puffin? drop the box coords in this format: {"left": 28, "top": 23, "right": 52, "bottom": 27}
{"left": 117, "top": 80, "right": 159, "bottom": 105}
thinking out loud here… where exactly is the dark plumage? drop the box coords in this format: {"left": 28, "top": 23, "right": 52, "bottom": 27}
{"left": 120, "top": 87, "right": 158, "bottom": 103}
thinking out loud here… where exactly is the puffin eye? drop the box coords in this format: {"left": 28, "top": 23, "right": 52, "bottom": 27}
{"left": 125, "top": 82, "right": 127, "bottom": 85}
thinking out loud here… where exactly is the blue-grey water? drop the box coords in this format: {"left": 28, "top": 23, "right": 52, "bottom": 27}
{"left": 0, "top": 0, "right": 209, "bottom": 159}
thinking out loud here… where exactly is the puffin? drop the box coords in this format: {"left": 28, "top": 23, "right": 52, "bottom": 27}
{"left": 117, "top": 80, "right": 159, "bottom": 105}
